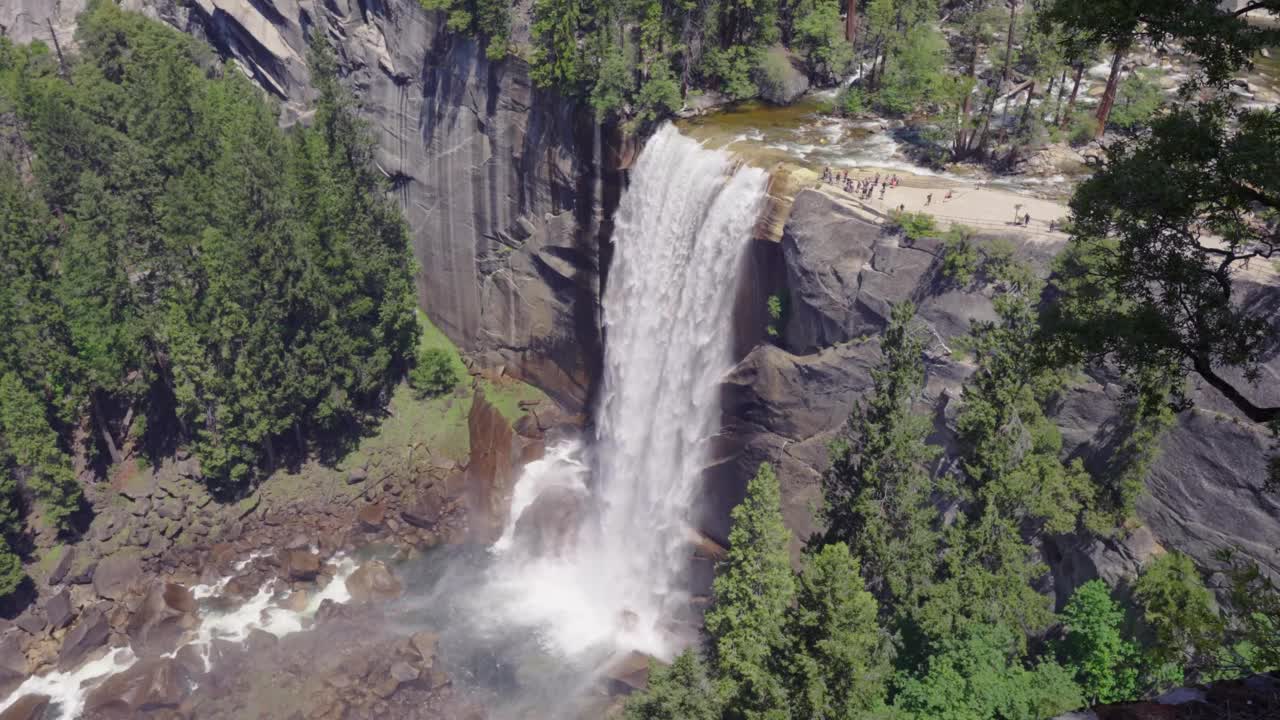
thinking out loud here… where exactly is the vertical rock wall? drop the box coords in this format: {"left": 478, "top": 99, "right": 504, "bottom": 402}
{"left": 8, "top": 0, "right": 606, "bottom": 411}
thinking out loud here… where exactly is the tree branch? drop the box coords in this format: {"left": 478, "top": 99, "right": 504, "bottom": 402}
{"left": 1189, "top": 353, "right": 1280, "bottom": 423}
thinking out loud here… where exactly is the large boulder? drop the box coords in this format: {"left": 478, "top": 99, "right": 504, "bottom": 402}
{"left": 92, "top": 554, "right": 142, "bottom": 601}
{"left": 0, "top": 631, "right": 27, "bottom": 697}
{"left": 0, "top": 695, "right": 51, "bottom": 720}
{"left": 126, "top": 582, "right": 197, "bottom": 656}
{"left": 758, "top": 46, "right": 810, "bottom": 105}
{"left": 281, "top": 550, "right": 321, "bottom": 581}
{"left": 345, "top": 561, "right": 403, "bottom": 605}
{"left": 511, "top": 485, "right": 589, "bottom": 559}
{"left": 42, "top": 589, "right": 73, "bottom": 631}
{"left": 57, "top": 607, "right": 110, "bottom": 670}
{"left": 83, "top": 657, "right": 192, "bottom": 717}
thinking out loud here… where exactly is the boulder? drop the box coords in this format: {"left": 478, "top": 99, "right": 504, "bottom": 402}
{"left": 347, "top": 467, "right": 368, "bottom": 484}
{"left": 43, "top": 589, "right": 73, "bottom": 630}
{"left": 282, "top": 550, "right": 320, "bottom": 581}
{"left": 758, "top": 46, "right": 809, "bottom": 105}
{"left": 389, "top": 661, "right": 420, "bottom": 684}
{"left": 602, "top": 650, "right": 652, "bottom": 692}
{"left": 46, "top": 547, "right": 74, "bottom": 586}
{"left": 346, "top": 561, "right": 403, "bottom": 604}
{"left": 0, "top": 631, "right": 27, "bottom": 696}
{"left": 410, "top": 631, "right": 439, "bottom": 667}
{"left": 58, "top": 607, "right": 109, "bottom": 669}
{"left": 126, "top": 582, "right": 197, "bottom": 656}
{"left": 511, "top": 485, "right": 589, "bottom": 559}
{"left": 14, "top": 611, "right": 44, "bottom": 637}
{"left": 357, "top": 503, "right": 386, "bottom": 532}
{"left": 0, "top": 695, "right": 50, "bottom": 720}
{"left": 400, "top": 491, "right": 444, "bottom": 529}
{"left": 84, "top": 657, "right": 192, "bottom": 716}
{"left": 93, "top": 554, "right": 143, "bottom": 601}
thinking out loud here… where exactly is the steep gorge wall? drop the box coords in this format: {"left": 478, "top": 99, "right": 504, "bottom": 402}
{"left": 717, "top": 188, "right": 1280, "bottom": 603}
{"left": 7, "top": 0, "right": 606, "bottom": 412}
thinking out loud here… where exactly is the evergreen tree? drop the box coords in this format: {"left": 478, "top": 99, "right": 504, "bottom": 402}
{"left": 624, "top": 650, "right": 721, "bottom": 720}
{"left": 706, "top": 462, "right": 795, "bottom": 719}
{"left": 1133, "top": 552, "right": 1222, "bottom": 674}
{"left": 787, "top": 542, "right": 891, "bottom": 719}
{"left": 821, "top": 302, "right": 941, "bottom": 614}
{"left": 0, "top": 536, "right": 23, "bottom": 598}
{"left": 0, "top": 373, "right": 82, "bottom": 531}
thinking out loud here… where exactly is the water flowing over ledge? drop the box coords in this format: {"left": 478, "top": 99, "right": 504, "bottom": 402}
{"left": 489, "top": 124, "right": 769, "bottom": 661}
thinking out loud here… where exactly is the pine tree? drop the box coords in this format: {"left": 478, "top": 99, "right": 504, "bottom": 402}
{"left": 0, "top": 536, "right": 24, "bottom": 598}
{"left": 624, "top": 650, "right": 720, "bottom": 720}
{"left": 706, "top": 462, "right": 795, "bottom": 720}
{"left": 822, "top": 302, "right": 941, "bottom": 613}
{"left": 787, "top": 542, "right": 890, "bottom": 719}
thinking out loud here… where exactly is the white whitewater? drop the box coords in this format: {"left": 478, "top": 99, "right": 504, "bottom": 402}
{"left": 492, "top": 124, "right": 768, "bottom": 659}
{"left": 0, "top": 556, "right": 359, "bottom": 719}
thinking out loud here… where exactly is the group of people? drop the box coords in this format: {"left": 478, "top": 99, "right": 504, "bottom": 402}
{"left": 823, "top": 167, "right": 899, "bottom": 201}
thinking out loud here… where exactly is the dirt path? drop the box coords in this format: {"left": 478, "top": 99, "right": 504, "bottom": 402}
{"left": 818, "top": 171, "right": 1072, "bottom": 242}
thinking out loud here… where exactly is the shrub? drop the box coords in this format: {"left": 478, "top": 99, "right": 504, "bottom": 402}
{"left": 766, "top": 293, "right": 785, "bottom": 338}
{"left": 410, "top": 347, "right": 461, "bottom": 398}
{"left": 1067, "top": 111, "right": 1098, "bottom": 146}
{"left": 836, "top": 86, "right": 866, "bottom": 116}
{"left": 940, "top": 225, "right": 980, "bottom": 286}
{"left": 893, "top": 211, "right": 937, "bottom": 241}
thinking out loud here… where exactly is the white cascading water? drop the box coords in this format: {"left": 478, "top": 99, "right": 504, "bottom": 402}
{"left": 490, "top": 124, "right": 768, "bottom": 660}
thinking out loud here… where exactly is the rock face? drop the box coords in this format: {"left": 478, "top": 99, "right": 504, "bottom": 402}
{"left": 719, "top": 188, "right": 1280, "bottom": 592}
{"left": 16, "top": 0, "right": 607, "bottom": 411}
{"left": 84, "top": 657, "right": 193, "bottom": 717}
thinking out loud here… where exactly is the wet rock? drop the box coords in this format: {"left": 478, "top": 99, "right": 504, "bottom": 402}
{"left": 43, "top": 589, "right": 74, "bottom": 630}
{"left": 389, "top": 661, "right": 420, "bottom": 684}
{"left": 400, "top": 492, "right": 444, "bottom": 529}
{"left": 58, "top": 607, "right": 109, "bottom": 669}
{"left": 512, "top": 485, "right": 589, "bottom": 559}
{"left": 283, "top": 550, "right": 321, "bottom": 581}
{"left": 171, "top": 644, "right": 206, "bottom": 678}
{"left": 357, "top": 503, "right": 386, "bottom": 532}
{"left": 127, "top": 582, "right": 197, "bottom": 656}
{"left": 346, "top": 561, "right": 402, "bottom": 604}
{"left": 84, "top": 657, "right": 192, "bottom": 716}
{"left": 0, "top": 694, "right": 51, "bottom": 720}
{"left": 93, "top": 554, "right": 143, "bottom": 601}
{"left": 602, "top": 650, "right": 652, "bottom": 692}
{"left": 314, "top": 599, "right": 350, "bottom": 624}
{"left": 410, "top": 631, "right": 439, "bottom": 667}
{"left": 244, "top": 628, "right": 278, "bottom": 654}
{"left": 347, "top": 467, "right": 368, "bottom": 484}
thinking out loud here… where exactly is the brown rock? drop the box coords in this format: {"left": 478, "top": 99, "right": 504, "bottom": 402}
{"left": 410, "top": 631, "right": 439, "bottom": 667}
{"left": 127, "top": 582, "right": 197, "bottom": 656}
{"left": 43, "top": 590, "right": 73, "bottom": 630}
{"left": 93, "top": 554, "right": 143, "bottom": 601}
{"left": 85, "top": 657, "right": 192, "bottom": 715}
{"left": 0, "top": 694, "right": 51, "bottom": 720}
{"left": 46, "top": 548, "right": 74, "bottom": 586}
{"left": 602, "top": 650, "right": 653, "bottom": 692}
{"left": 58, "top": 607, "right": 109, "bottom": 669}
{"left": 357, "top": 504, "right": 386, "bottom": 532}
{"left": 284, "top": 550, "right": 321, "bottom": 581}
{"left": 400, "top": 492, "right": 444, "bottom": 529}
{"left": 512, "top": 485, "right": 588, "bottom": 559}
{"left": 345, "top": 561, "right": 402, "bottom": 604}
{"left": 389, "top": 661, "right": 419, "bottom": 684}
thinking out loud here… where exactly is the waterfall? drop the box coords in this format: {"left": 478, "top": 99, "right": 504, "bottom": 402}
{"left": 492, "top": 124, "right": 768, "bottom": 660}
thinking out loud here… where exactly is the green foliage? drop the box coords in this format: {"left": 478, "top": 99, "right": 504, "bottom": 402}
{"left": 876, "top": 24, "right": 947, "bottom": 115}
{"left": 706, "top": 462, "right": 795, "bottom": 718}
{"left": 1133, "top": 552, "right": 1221, "bottom": 673}
{"left": 419, "top": 0, "right": 511, "bottom": 59}
{"left": 0, "top": 536, "right": 24, "bottom": 598}
{"left": 940, "top": 225, "right": 980, "bottom": 286}
{"left": 757, "top": 48, "right": 798, "bottom": 103}
{"left": 703, "top": 45, "right": 764, "bottom": 101}
{"left": 892, "top": 211, "right": 937, "bottom": 241}
{"left": 788, "top": 542, "right": 892, "bottom": 719}
{"left": 1218, "top": 552, "right": 1280, "bottom": 673}
{"left": 1108, "top": 70, "right": 1163, "bottom": 131}
{"left": 0, "top": 6, "right": 417, "bottom": 496}
{"left": 0, "top": 373, "right": 81, "bottom": 530}
{"left": 411, "top": 348, "right": 462, "bottom": 399}
{"left": 625, "top": 650, "right": 721, "bottom": 720}
{"left": 1057, "top": 581, "right": 1140, "bottom": 704}
{"left": 789, "top": 0, "right": 851, "bottom": 81}
{"left": 766, "top": 293, "right": 785, "bottom": 338}
{"left": 835, "top": 86, "right": 866, "bottom": 116}
{"left": 893, "top": 623, "right": 1084, "bottom": 720}
{"left": 821, "top": 302, "right": 940, "bottom": 615}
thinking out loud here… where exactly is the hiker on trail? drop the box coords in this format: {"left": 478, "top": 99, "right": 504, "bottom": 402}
{"left": 926, "top": 193, "right": 933, "bottom": 206}
{"left": 823, "top": 167, "right": 831, "bottom": 182}
{"left": 879, "top": 185, "right": 886, "bottom": 199}
{"left": 1048, "top": 219, "right": 1056, "bottom": 232}
{"left": 898, "top": 204, "right": 905, "bottom": 213}
{"left": 944, "top": 189, "right": 953, "bottom": 201}
{"left": 1024, "top": 212, "right": 1031, "bottom": 226}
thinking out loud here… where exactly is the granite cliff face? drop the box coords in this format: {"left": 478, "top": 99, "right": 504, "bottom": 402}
{"left": 718, "top": 188, "right": 1280, "bottom": 600}
{"left": 8, "top": 0, "right": 607, "bottom": 411}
